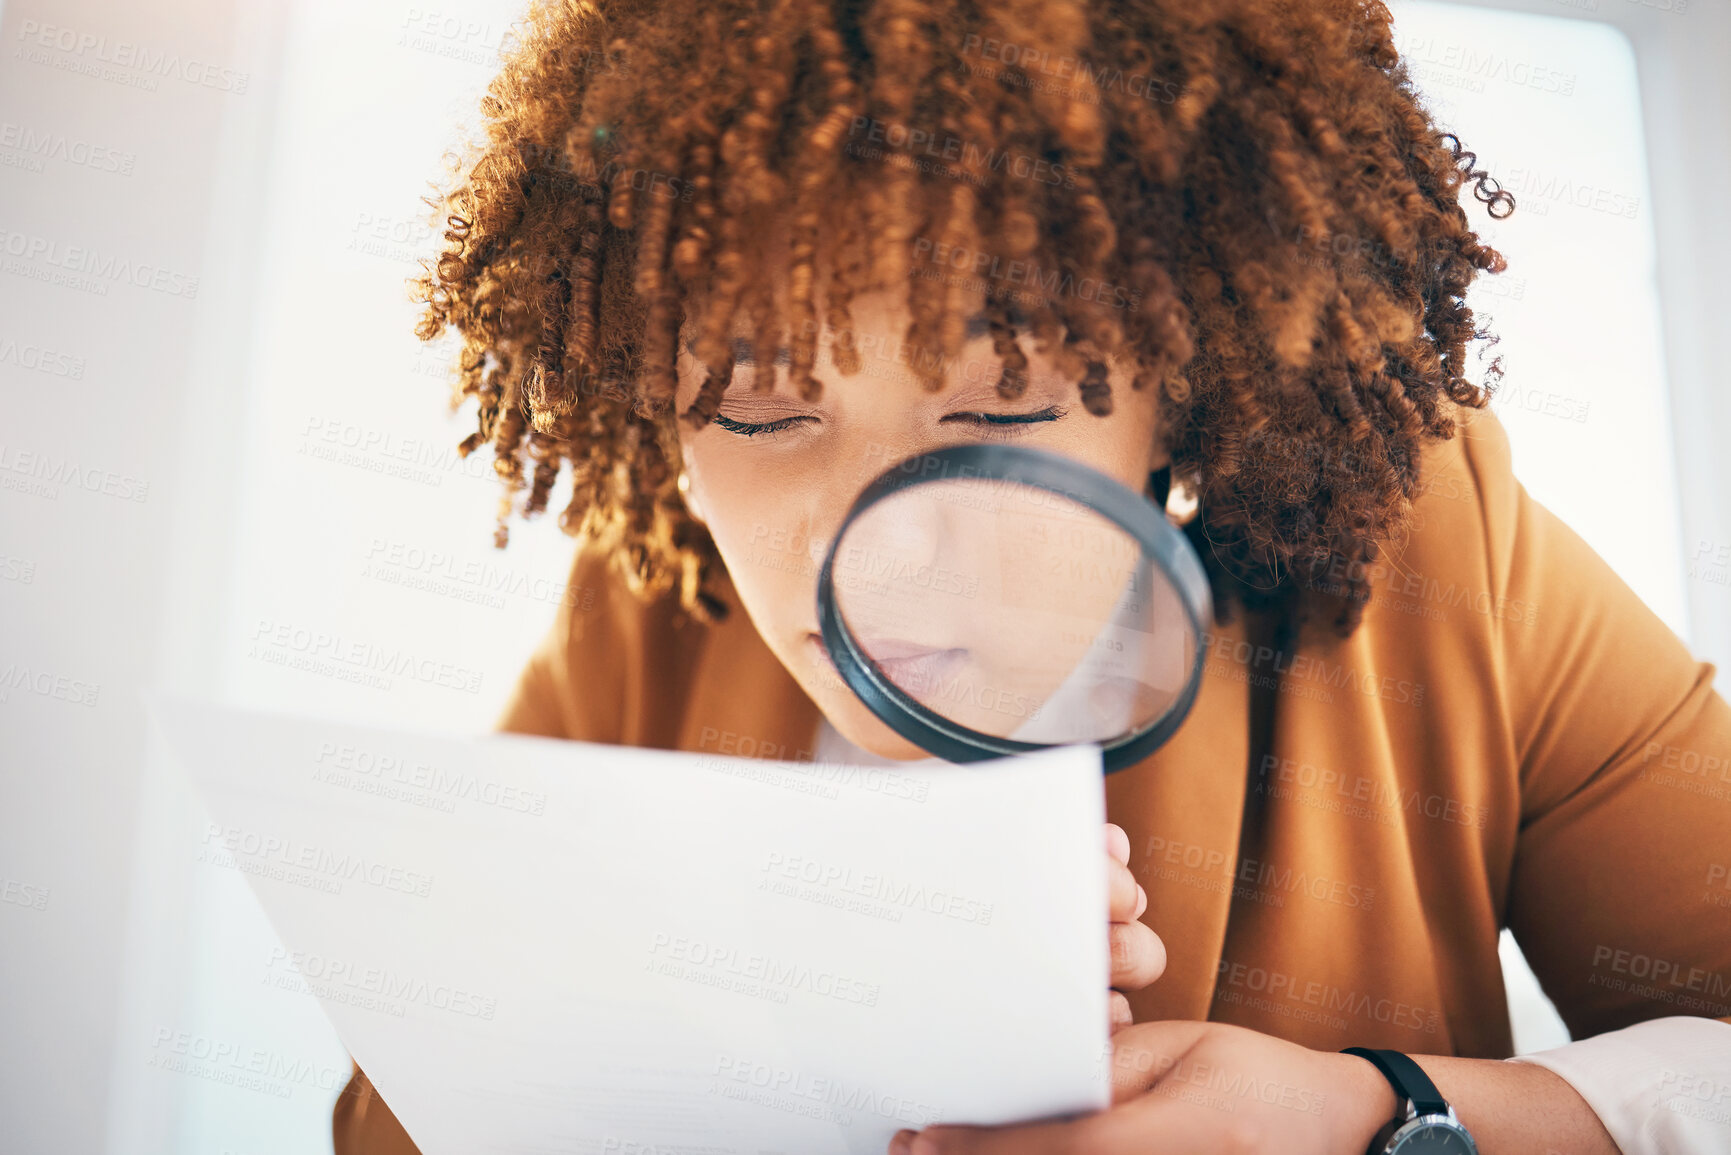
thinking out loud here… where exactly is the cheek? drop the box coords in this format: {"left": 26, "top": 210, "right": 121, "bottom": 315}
{"left": 678, "top": 436, "right": 823, "bottom": 624}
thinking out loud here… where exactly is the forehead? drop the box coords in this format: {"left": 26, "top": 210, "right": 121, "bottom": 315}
{"left": 673, "top": 335, "right": 1019, "bottom": 413}
{"left": 675, "top": 281, "right": 1016, "bottom": 391}
{"left": 680, "top": 283, "right": 933, "bottom": 340}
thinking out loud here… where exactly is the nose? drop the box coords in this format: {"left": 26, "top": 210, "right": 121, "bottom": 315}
{"left": 800, "top": 433, "right": 943, "bottom": 576}
{"left": 829, "top": 475, "right": 981, "bottom": 658}
{"left": 848, "top": 485, "right": 945, "bottom": 575}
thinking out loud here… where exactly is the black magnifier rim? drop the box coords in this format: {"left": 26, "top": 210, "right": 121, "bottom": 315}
{"left": 816, "top": 444, "right": 1212, "bottom": 774}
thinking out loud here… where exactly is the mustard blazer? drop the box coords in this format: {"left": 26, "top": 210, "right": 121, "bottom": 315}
{"left": 333, "top": 408, "right": 1731, "bottom": 1153}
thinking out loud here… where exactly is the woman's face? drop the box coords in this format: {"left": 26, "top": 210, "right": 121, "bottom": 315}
{"left": 675, "top": 288, "right": 1165, "bottom": 760}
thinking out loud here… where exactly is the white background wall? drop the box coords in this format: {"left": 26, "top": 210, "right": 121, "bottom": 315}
{"left": 1392, "top": 1, "right": 1687, "bottom": 633}
{"left": 1, "top": 1, "right": 1727, "bottom": 1153}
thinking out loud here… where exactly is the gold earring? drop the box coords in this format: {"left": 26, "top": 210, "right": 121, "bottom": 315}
{"left": 677, "top": 469, "right": 706, "bottom": 524}
{"left": 1165, "top": 476, "right": 1199, "bottom": 526}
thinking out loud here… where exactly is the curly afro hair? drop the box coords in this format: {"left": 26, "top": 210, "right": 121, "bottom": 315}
{"left": 413, "top": 0, "right": 1515, "bottom": 631}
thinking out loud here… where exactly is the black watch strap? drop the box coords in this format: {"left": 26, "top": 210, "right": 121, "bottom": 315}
{"left": 1341, "top": 1047, "right": 1449, "bottom": 1117}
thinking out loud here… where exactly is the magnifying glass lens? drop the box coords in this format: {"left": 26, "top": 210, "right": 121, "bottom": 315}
{"left": 830, "top": 476, "right": 1198, "bottom": 747}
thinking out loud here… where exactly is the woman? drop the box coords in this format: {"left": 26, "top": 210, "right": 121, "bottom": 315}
{"left": 334, "top": 0, "right": 1731, "bottom": 1151}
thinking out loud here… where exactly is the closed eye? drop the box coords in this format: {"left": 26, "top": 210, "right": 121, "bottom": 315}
{"left": 711, "top": 405, "right": 1066, "bottom": 439}
{"left": 940, "top": 405, "right": 1069, "bottom": 436}
{"left": 711, "top": 413, "right": 816, "bottom": 437}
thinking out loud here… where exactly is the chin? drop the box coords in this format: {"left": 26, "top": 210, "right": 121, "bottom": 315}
{"left": 785, "top": 643, "right": 936, "bottom": 762}
{"left": 817, "top": 697, "right": 934, "bottom": 762}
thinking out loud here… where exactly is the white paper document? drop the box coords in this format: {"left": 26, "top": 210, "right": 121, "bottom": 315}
{"left": 148, "top": 696, "right": 1110, "bottom": 1155}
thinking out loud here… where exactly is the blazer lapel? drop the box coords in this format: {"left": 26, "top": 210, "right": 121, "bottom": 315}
{"left": 1109, "top": 610, "right": 1252, "bottom": 1023}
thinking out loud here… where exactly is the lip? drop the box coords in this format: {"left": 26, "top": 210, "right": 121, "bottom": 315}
{"left": 859, "top": 637, "right": 951, "bottom": 662}
{"left": 809, "top": 631, "right": 965, "bottom": 695}
{"left": 872, "top": 648, "right": 966, "bottom": 695}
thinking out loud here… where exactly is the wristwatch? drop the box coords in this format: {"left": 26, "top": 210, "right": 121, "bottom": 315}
{"left": 1341, "top": 1047, "right": 1479, "bottom": 1154}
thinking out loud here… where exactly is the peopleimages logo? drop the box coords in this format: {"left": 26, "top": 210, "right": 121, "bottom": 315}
{"left": 264, "top": 947, "right": 498, "bottom": 1020}
{"left": 845, "top": 115, "right": 1076, "bottom": 189}
{"left": 247, "top": 618, "right": 484, "bottom": 695}
{"left": 0, "top": 225, "right": 200, "bottom": 298}
{"left": 312, "top": 740, "right": 547, "bottom": 816}
{"left": 711, "top": 1054, "right": 947, "bottom": 1128}
{"left": 760, "top": 851, "right": 995, "bottom": 926}
{"left": 1256, "top": 754, "right": 1490, "bottom": 831}
{"left": 147, "top": 1028, "right": 346, "bottom": 1097}
{"left": 0, "top": 876, "right": 51, "bottom": 911}
{"left": 0, "top": 333, "right": 87, "bottom": 378}
{"left": 198, "top": 823, "right": 435, "bottom": 898}
{"left": 14, "top": 20, "right": 250, "bottom": 93}
{"left": 1139, "top": 834, "right": 1377, "bottom": 911}
{"left": 1215, "top": 959, "right": 1442, "bottom": 1035}
{"left": 0, "top": 662, "right": 100, "bottom": 707}
{"left": 0, "top": 121, "right": 135, "bottom": 175}
{"left": 0, "top": 443, "right": 149, "bottom": 502}
{"left": 910, "top": 236, "right": 1143, "bottom": 312}
{"left": 1201, "top": 630, "right": 1426, "bottom": 707}
{"left": 646, "top": 933, "right": 881, "bottom": 1008}
{"left": 1588, "top": 945, "right": 1731, "bottom": 1016}
{"left": 958, "top": 34, "right": 1183, "bottom": 107}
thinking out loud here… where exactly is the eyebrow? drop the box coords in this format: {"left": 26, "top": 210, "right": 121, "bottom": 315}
{"left": 684, "top": 312, "right": 1014, "bottom": 366}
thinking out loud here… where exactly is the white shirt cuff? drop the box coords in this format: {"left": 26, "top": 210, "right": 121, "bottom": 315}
{"left": 1506, "top": 1016, "right": 1731, "bottom": 1154}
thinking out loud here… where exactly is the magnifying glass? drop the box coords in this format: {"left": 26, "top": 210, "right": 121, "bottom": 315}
{"left": 815, "top": 445, "right": 1212, "bottom": 773}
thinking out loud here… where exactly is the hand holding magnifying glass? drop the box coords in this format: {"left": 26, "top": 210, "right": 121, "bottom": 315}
{"left": 1107, "top": 821, "right": 1165, "bottom": 1032}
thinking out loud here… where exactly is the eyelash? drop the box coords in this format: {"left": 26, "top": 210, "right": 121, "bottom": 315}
{"left": 711, "top": 413, "right": 812, "bottom": 438}
{"left": 711, "top": 405, "right": 1069, "bottom": 439}
{"left": 942, "top": 405, "right": 1069, "bottom": 437}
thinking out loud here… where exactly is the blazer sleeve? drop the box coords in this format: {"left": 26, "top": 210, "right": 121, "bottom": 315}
{"left": 1464, "top": 412, "right": 1731, "bottom": 1038}
{"left": 333, "top": 547, "right": 600, "bottom": 1155}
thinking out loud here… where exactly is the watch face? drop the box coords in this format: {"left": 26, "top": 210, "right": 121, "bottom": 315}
{"left": 1389, "top": 1119, "right": 1477, "bottom": 1154}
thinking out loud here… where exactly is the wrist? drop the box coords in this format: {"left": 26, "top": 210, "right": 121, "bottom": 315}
{"left": 1328, "top": 1049, "right": 1401, "bottom": 1155}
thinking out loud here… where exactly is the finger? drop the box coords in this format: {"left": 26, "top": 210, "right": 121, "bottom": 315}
{"left": 1106, "top": 855, "right": 1144, "bottom": 923}
{"left": 894, "top": 1031, "right": 1253, "bottom": 1155}
{"left": 1108, "top": 991, "right": 1133, "bottom": 1034}
{"left": 898, "top": 1102, "right": 1157, "bottom": 1155}
{"left": 1104, "top": 822, "right": 1131, "bottom": 865}
{"left": 1106, "top": 1074, "right": 1270, "bottom": 1151}
{"left": 1109, "top": 920, "right": 1166, "bottom": 990}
